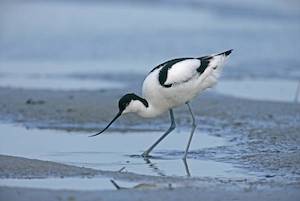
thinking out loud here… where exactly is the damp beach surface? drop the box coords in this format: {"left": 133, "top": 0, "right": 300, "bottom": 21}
{"left": 1, "top": 0, "right": 300, "bottom": 200}
{"left": 0, "top": 83, "right": 300, "bottom": 200}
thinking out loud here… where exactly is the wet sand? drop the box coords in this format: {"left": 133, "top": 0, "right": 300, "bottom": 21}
{"left": 1, "top": 185, "right": 300, "bottom": 201}
{"left": 0, "top": 85, "right": 299, "bottom": 174}
{"left": 0, "top": 85, "right": 300, "bottom": 200}
{"left": 1, "top": 155, "right": 300, "bottom": 201}
{"left": 0, "top": 155, "right": 99, "bottom": 179}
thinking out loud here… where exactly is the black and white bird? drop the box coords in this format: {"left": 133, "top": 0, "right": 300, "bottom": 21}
{"left": 91, "top": 49, "right": 233, "bottom": 159}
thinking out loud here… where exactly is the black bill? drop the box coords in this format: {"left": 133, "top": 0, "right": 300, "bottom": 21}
{"left": 89, "top": 112, "right": 121, "bottom": 137}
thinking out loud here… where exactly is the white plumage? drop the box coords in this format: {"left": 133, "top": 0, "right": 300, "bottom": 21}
{"left": 141, "top": 51, "right": 231, "bottom": 117}
{"left": 164, "top": 59, "right": 200, "bottom": 85}
{"left": 91, "top": 49, "right": 233, "bottom": 159}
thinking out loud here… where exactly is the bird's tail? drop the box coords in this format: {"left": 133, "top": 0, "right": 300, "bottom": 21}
{"left": 215, "top": 49, "right": 233, "bottom": 57}
{"left": 199, "top": 49, "right": 233, "bottom": 79}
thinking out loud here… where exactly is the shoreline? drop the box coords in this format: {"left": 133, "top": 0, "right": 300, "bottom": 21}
{"left": 1, "top": 86, "right": 299, "bottom": 176}
{"left": 1, "top": 86, "right": 299, "bottom": 131}
{"left": 1, "top": 155, "right": 299, "bottom": 201}
{"left": 1, "top": 185, "right": 300, "bottom": 201}
{"left": 0, "top": 86, "right": 300, "bottom": 200}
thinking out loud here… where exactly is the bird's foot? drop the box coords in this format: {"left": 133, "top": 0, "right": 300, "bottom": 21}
{"left": 141, "top": 151, "right": 150, "bottom": 158}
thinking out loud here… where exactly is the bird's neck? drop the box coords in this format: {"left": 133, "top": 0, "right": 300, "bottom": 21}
{"left": 133, "top": 99, "right": 164, "bottom": 118}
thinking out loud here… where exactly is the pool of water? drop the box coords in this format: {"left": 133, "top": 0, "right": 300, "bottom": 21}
{"left": 0, "top": 123, "right": 252, "bottom": 178}
{"left": 1, "top": 0, "right": 300, "bottom": 80}
{"left": 0, "top": 73, "right": 125, "bottom": 90}
{"left": 215, "top": 78, "right": 300, "bottom": 103}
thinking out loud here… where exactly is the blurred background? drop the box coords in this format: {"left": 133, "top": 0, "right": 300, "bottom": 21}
{"left": 1, "top": 1, "right": 300, "bottom": 193}
{"left": 0, "top": 0, "right": 300, "bottom": 100}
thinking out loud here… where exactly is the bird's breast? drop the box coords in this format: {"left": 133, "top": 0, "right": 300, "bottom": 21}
{"left": 142, "top": 71, "right": 170, "bottom": 108}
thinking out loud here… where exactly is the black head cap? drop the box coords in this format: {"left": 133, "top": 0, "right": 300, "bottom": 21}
{"left": 89, "top": 93, "right": 148, "bottom": 137}
{"left": 118, "top": 93, "right": 148, "bottom": 112}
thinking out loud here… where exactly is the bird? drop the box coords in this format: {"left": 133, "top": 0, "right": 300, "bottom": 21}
{"left": 90, "top": 49, "right": 233, "bottom": 160}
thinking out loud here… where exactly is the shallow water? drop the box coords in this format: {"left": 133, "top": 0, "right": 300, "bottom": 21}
{"left": 215, "top": 78, "right": 300, "bottom": 103}
{"left": 0, "top": 123, "right": 253, "bottom": 179}
{"left": 1, "top": 0, "right": 300, "bottom": 79}
{"left": 1, "top": 0, "right": 300, "bottom": 101}
{"left": 0, "top": 74, "right": 124, "bottom": 90}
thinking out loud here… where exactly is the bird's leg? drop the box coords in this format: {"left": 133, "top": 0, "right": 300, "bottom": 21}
{"left": 182, "top": 158, "right": 191, "bottom": 177}
{"left": 183, "top": 102, "right": 197, "bottom": 160}
{"left": 142, "top": 109, "right": 176, "bottom": 158}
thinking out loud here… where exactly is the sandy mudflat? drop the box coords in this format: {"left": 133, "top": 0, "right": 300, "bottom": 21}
{"left": 0, "top": 86, "right": 299, "bottom": 176}
{"left": 0, "top": 85, "right": 300, "bottom": 201}
{"left": 1, "top": 185, "right": 300, "bottom": 201}
{"left": 1, "top": 155, "right": 300, "bottom": 201}
{"left": 0, "top": 155, "right": 99, "bottom": 179}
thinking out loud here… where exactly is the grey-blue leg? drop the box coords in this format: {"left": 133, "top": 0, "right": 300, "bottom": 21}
{"left": 183, "top": 102, "right": 197, "bottom": 160}
{"left": 183, "top": 158, "right": 191, "bottom": 177}
{"left": 142, "top": 109, "right": 176, "bottom": 157}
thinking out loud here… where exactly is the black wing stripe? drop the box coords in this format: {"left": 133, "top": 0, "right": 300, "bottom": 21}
{"left": 158, "top": 65, "right": 170, "bottom": 87}
{"left": 154, "top": 58, "right": 192, "bottom": 87}
{"left": 197, "top": 56, "right": 212, "bottom": 74}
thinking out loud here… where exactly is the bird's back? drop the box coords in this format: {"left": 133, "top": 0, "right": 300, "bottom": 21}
{"left": 143, "top": 50, "right": 232, "bottom": 110}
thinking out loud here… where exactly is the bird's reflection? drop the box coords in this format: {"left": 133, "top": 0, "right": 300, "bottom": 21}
{"left": 144, "top": 158, "right": 166, "bottom": 176}
{"left": 143, "top": 157, "right": 192, "bottom": 177}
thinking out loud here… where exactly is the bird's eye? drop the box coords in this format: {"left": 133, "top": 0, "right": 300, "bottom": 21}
{"left": 121, "top": 102, "right": 129, "bottom": 109}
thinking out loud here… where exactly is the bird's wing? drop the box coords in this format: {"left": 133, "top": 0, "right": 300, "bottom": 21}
{"left": 149, "top": 58, "right": 192, "bottom": 73}
{"left": 160, "top": 58, "right": 201, "bottom": 87}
